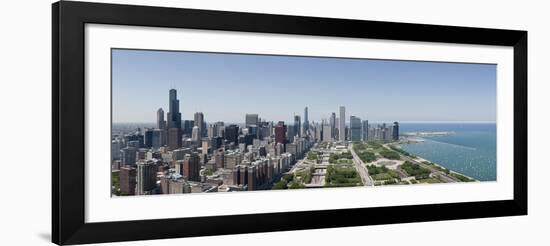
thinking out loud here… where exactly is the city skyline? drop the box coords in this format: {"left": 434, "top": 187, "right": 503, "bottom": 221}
{"left": 112, "top": 49, "right": 497, "bottom": 123}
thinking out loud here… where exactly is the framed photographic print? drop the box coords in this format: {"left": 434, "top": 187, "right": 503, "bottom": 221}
{"left": 52, "top": 1, "right": 527, "bottom": 245}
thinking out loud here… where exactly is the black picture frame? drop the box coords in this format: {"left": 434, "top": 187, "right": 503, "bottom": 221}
{"left": 52, "top": 1, "right": 527, "bottom": 245}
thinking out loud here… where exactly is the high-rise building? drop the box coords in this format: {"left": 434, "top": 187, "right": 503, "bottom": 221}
{"left": 143, "top": 128, "right": 153, "bottom": 148}
{"left": 247, "top": 165, "right": 257, "bottom": 191}
{"left": 225, "top": 124, "right": 239, "bottom": 145}
{"left": 211, "top": 136, "right": 223, "bottom": 150}
{"left": 157, "top": 108, "right": 166, "bottom": 129}
{"left": 120, "top": 147, "right": 137, "bottom": 166}
{"left": 156, "top": 108, "right": 167, "bottom": 146}
{"left": 167, "top": 128, "right": 182, "bottom": 150}
{"left": 167, "top": 89, "right": 182, "bottom": 129}
{"left": 330, "top": 112, "right": 336, "bottom": 139}
{"left": 392, "top": 122, "right": 399, "bottom": 141}
{"left": 183, "top": 120, "right": 194, "bottom": 136}
{"left": 350, "top": 116, "right": 362, "bottom": 141}
{"left": 245, "top": 114, "right": 259, "bottom": 127}
{"left": 201, "top": 138, "right": 210, "bottom": 155}
{"left": 191, "top": 126, "right": 200, "bottom": 142}
{"left": 339, "top": 106, "right": 346, "bottom": 141}
{"left": 194, "top": 112, "right": 205, "bottom": 137}
{"left": 225, "top": 151, "right": 242, "bottom": 169}
{"left": 136, "top": 160, "right": 156, "bottom": 195}
{"left": 151, "top": 129, "right": 163, "bottom": 149}
{"left": 286, "top": 126, "right": 295, "bottom": 142}
{"left": 167, "top": 89, "right": 182, "bottom": 149}
{"left": 274, "top": 121, "right": 286, "bottom": 146}
{"left": 214, "top": 149, "right": 224, "bottom": 169}
{"left": 164, "top": 174, "right": 191, "bottom": 194}
{"left": 156, "top": 108, "right": 166, "bottom": 129}
{"left": 381, "top": 123, "right": 387, "bottom": 141}
{"left": 207, "top": 123, "right": 218, "bottom": 138}
{"left": 293, "top": 115, "right": 301, "bottom": 137}
{"left": 362, "top": 120, "right": 369, "bottom": 141}
{"left": 303, "top": 107, "right": 309, "bottom": 135}
{"left": 119, "top": 166, "right": 136, "bottom": 195}
{"left": 111, "top": 139, "right": 123, "bottom": 161}
{"left": 216, "top": 121, "right": 225, "bottom": 138}
{"left": 323, "top": 122, "right": 332, "bottom": 142}
{"left": 248, "top": 125, "right": 258, "bottom": 138}
{"left": 183, "top": 153, "right": 201, "bottom": 182}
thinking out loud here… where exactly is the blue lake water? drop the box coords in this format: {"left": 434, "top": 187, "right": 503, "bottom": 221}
{"left": 398, "top": 123, "right": 496, "bottom": 181}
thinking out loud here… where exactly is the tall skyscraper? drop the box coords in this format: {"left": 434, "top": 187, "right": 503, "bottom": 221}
{"left": 119, "top": 166, "right": 136, "bottom": 195}
{"left": 111, "top": 139, "right": 123, "bottom": 161}
{"left": 167, "top": 89, "right": 182, "bottom": 129}
{"left": 156, "top": 108, "right": 166, "bottom": 129}
{"left": 392, "top": 122, "right": 400, "bottom": 141}
{"left": 350, "top": 116, "right": 362, "bottom": 141}
{"left": 166, "top": 89, "right": 182, "bottom": 149}
{"left": 382, "top": 123, "right": 387, "bottom": 141}
{"left": 362, "top": 120, "right": 369, "bottom": 141}
{"left": 245, "top": 114, "right": 259, "bottom": 127}
{"left": 225, "top": 124, "right": 239, "bottom": 145}
{"left": 120, "top": 147, "right": 137, "bottom": 166}
{"left": 303, "top": 107, "right": 309, "bottom": 134}
{"left": 183, "top": 153, "right": 200, "bottom": 182}
{"left": 207, "top": 123, "right": 218, "bottom": 138}
{"left": 167, "top": 128, "right": 182, "bottom": 150}
{"left": 156, "top": 108, "right": 167, "bottom": 146}
{"left": 322, "top": 120, "right": 332, "bottom": 142}
{"left": 274, "top": 121, "right": 287, "bottom": 146}
{"left": 330, "top": 112, "right": 336, "bottom": 139}
{"left": 151, "top": 129, "right": 163, "bottom": 149}
{"left": 194, "top": 112, "right": 205, "bottom": 138}
{"left": 143, "top": 128, "right": 153, "bottom": 148}
{"left": 136, "top": 160, "right": 156, "bottom": 195}
{"left": 339, "top": 106, "right": 346, "bottom": 141}
{"left": 191, "top": 126, "right": 201, "bottom": 142}
{"left": 293, "top": 115, "right": 301, "bottom": 138}
{"left": 183, "top": 120, "right": 194, "bottom": 136}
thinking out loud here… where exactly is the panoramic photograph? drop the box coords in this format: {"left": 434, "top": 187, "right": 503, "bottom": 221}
{"left": 110, "top": 48, "right": 497, "bottom": 196}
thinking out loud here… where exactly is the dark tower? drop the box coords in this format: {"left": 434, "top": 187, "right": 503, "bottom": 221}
{"left": 166, "top": 89, "right": 182, "bottom": 149}
{"left": 167, "top": 89, "right": 182, "bottom": 129}
{"left": 275, "top": 121, "right": 287, "bottom": 146}
{"left": 392, "top": 122, "right": 399, "bottom": 141}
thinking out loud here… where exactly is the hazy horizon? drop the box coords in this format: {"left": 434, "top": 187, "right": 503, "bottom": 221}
{"left": 112, "top": 49, "right": 497, "bottom": 123}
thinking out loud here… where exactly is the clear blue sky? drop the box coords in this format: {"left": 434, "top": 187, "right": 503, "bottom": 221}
{"left": 112, "top": 49, "right": 496, "bottom": 124}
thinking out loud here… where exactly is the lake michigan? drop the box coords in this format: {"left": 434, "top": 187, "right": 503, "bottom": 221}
{"left": 398, "top": 123, "right": 496, "bottom": 181}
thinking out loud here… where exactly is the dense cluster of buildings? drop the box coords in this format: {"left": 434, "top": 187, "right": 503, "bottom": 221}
{"left": 315, "top": 106, "right": 399, "bottom": 143}
{"left": 111, "top": 89, "right": 399, "bottom": 196}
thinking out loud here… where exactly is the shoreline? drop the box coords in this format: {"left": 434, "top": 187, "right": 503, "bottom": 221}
{"left": 411, "top": 155, "right": 478, "bottom": 182}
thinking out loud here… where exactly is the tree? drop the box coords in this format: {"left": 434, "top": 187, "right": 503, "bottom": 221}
{"left": 272, "top": 180, "right": 288, "bottom": 189}
{"left": 282, "top": 174, "right": 294, "bottom": 182}
{"left": 289, "top": 182, "right": 305, "bottom": 189}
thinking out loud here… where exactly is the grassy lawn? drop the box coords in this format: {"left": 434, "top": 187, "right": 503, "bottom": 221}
{"left": 337, "top": 159, "right": 353, "bottom": 164}
{"left": 367, "top": 165, "right": 401, "bottom": 181}
{"left": 325, "top": 165, "right": 362, "bottom": 187}
{"left": 400, "top": 161, "right": 431, "bottom": 179}
{"left": 329, "top": 152, "right": 353, "bottom": 164}
{"left": 111, "top": 171, "right": 121, "bottom": 195}
{"left": 307, "top": 152, "right": 319, "bottom": 160}
{"left": 353, "top": 142, "right": 378, "bottom": 163}
{"left": 422, "top": 161, "right": 450, "bottom": 174}
{"left": 379, "top": 150, "right": 401, "bottom": 160}
{"left": 295, "top": 168, "right": 314, "bottom": 184}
